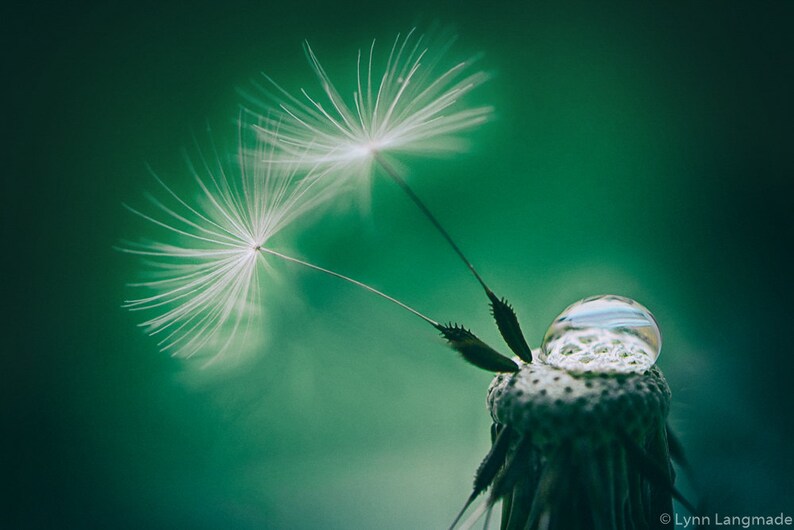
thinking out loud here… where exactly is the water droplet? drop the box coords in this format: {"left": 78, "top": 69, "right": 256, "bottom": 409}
{"left": 540, "top": 295, "right": 661, "bottom": 374}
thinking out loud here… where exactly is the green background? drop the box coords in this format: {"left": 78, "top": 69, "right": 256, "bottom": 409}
{"left": 6, "top": 1, "right": 792, "bottom": 528}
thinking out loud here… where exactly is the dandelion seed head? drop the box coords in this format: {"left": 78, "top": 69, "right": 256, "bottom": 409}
{"left": 120, "top": 123, "right": 327, "bottom": 362}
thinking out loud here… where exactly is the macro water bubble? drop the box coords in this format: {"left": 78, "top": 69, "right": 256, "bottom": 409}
{"left": 539, "top": 295, "right": 661, "bottom": 374}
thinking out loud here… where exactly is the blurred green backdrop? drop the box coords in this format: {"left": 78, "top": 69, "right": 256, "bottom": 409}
{"left": 5, "top": 1, "right": 792, "bottom": 528}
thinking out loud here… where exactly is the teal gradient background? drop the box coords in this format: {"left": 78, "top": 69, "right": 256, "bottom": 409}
{"left": 5, "top": 1, "right": 792, "bottom": 528}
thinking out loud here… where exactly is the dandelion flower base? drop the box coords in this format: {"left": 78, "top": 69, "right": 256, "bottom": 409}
{"left": 484, "top": 363, "right": 675, "bottom": 530}
{"left": 489, "top": 363, "right": 670, "bottom": 446}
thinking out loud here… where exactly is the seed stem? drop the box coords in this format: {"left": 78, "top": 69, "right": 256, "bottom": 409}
{"left": 374, "top": 153, "right": 491, "bottom": 294}
{"left": 257, "top": 246, "right": 439, "bottom": 327}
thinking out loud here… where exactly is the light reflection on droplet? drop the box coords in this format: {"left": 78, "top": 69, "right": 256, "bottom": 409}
{"left": 539, "top": 295, "right": 661, "bottom": 374}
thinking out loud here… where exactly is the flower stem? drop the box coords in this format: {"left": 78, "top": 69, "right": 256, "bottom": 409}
{"left": 257, "top": 246, "right": 439, "bottom": 327}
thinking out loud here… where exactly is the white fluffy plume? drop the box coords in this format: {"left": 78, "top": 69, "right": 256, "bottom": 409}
{"left": 120, "top": 124, "right": 326, "bottom": 360}
{"left": 248, "top": 29, "right": 492, "bottom": 187}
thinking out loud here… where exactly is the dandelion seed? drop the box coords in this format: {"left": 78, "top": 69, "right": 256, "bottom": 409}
{"left": 245, "top": 30, "right": 493, "bottom": 280}
{"left": 246, "top": 31, "right": 536, "bottom": 364}
{"left": 120, "top": 123, "right": 329, "bottom": 360}
{"left": 246, "top": 28, "right": 493, "bottom": 189}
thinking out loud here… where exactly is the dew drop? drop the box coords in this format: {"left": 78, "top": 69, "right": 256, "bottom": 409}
{"left": 539, "top": 295, "right": 661, "bottom": 374}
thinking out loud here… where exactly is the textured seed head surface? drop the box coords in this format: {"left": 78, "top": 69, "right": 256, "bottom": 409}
{"left": 488, "top": 362, "right": 670, "bottom": 448}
